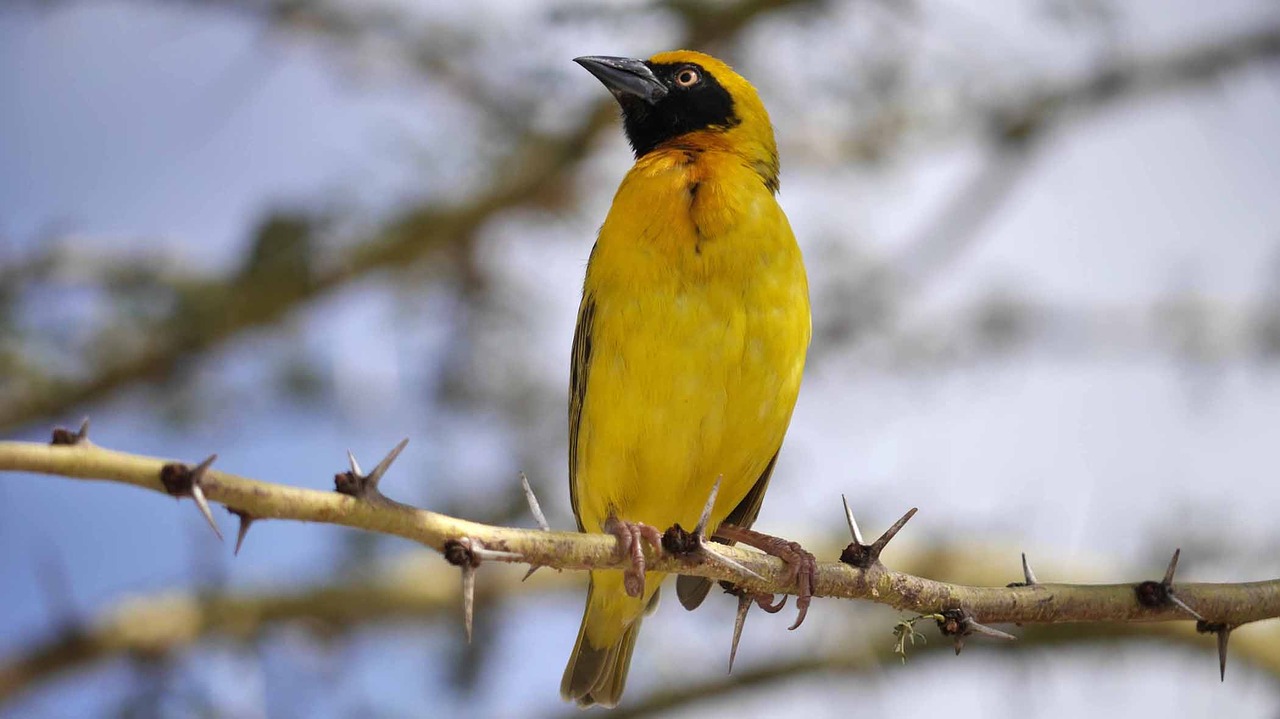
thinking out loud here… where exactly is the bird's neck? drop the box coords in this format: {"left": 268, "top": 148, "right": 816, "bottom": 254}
{"left": 652, "top": 128, "right": 779, "bottom": 195}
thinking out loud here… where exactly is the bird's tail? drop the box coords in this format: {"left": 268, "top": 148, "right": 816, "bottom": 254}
{"left": 560, "top": 572, "right": 659, "bottom": 707}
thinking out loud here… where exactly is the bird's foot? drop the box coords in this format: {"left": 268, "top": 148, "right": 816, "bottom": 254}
{"left": 604, "top": 517, "right": 663, "bottom": 598}
{"left": 714, "top": 523, "right": 817, "bottom": 630}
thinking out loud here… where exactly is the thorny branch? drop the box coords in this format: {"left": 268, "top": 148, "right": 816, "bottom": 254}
{"left": 4, "top": 547, "right": 1278, "bottom": 710}
{"left": 2, "top": 439, "right": 1277, "bottom": 644}
{"left": 0, "top": 559, "right": 520, "bottom": 705}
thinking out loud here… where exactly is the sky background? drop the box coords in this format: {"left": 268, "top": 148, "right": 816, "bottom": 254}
{"left": 2, "top": 0, "right": 1280, "bottom": 717}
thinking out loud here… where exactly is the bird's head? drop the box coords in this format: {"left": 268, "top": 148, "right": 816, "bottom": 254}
{"left": 574, "top": 50, "right": 779, "bottom": 192}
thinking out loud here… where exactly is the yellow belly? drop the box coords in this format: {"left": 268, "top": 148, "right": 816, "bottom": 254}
{"left": 574, "top": 275, "right": 806, "bottom": 535}
{"left": 572, "top": 147, "right": 810, "bottom": 538}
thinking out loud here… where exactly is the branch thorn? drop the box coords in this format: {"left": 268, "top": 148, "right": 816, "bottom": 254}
{"left": 695, "top": 476, "right": 721, "bottom": 536}
{"left": 661, "top": 478, "right": 765, "bottom": 586}
{"left": 1196, "top": 621, "right": 1233, "bottom": 681}
{"left": 842, "top": 494, "right": 864, "bottom": 545}
{"left": 729, "top": 591, "right": 750, "bottom": 673}
{"left": 721, "top": 583, "right": 787, "bottom": 673}
{"left": 520, "top": 472, "right": 551, "bottom": 532}
{"left": 519, "top": 472, "right": 553, "bottom": 580}
{"left": 159, "top": 454, "right": 222, "bottom": 541}
{"left": 461, "top": 561, "right": 476, "bottom": 643}
{"left": 1008, "top": 552, "right": 1039, "bottom": 587}
{"left": 1163, "top": 547, "right": 1181, "bottom": 586}
{"left": 1217, "top": 628, "right": 1231, "bottom": 681}
{"left": 442, "top": 537, "right": 520, "bottom": 642}
{"left": 226, "top": 509, "right": 256, "bottom": 556}
{"left": 444, "top": 537, "right": 482, "bottom": 643}
{"left": 471, "top": 545, "right": 523, "bottom": 562}
{"left": 335, "top": 438, "right": 408, "bottom": 502}
{"left": 50, "top": 418, "right": 91, "bottom": 446}
{"left": 1021, "top": 553, "right": 1038, "bottom": 585}
{"left": 702, "top": 543, "right": 767, "bottom": 583}
{"left": 1135, "top": 547, "right": 1203, "bottom": 620}
{"left": 936, "top": 607, "right": 1016, "bottom": 655}
{"left": 839, "top": 505, "right": 918, "bottom": 569}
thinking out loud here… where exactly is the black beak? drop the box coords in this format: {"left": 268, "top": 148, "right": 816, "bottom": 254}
{"left": 574, "top": 56, "right": 668, "bottom": 104}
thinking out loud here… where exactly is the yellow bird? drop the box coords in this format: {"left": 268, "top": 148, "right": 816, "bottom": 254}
{"left": 562, "top": 50, "right": 811, "bottom": 707}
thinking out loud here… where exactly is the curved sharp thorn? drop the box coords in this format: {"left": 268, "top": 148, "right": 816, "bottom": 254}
{"left": 1163, "top": 548, "right": 1181, "bottom": 586}
{"left": 966, "top": 620, "right": 1017, "bottom": 641}
{"left": 1169, "top": 594, "right": 1204, "bottom": 621}
{"left": 1217, "top": 628, "right": 1231, "bottom": 681}
{"left": 189, "top": 484, "right": 223, "bottom": 542}
{"left": 346, "top": 450, "right": 363, "bottom": 477}
{"left": 233, "top": 514, "right": 253, "bottom": 556}
{"left": 728, "top": 593, "right": 751, "bottom": 673}
{"left": 842, "top": 494, "right": 864, "bottom": 545}
{"left": 1021, "top": 553, "right": 1038, "bottom": 585}
{"left": 870, "top": 507, "right": 919, "bottom": 553}
{"left": 700, "top": 542, "right": 766, "bottom": 583}
{"left": 522, "top": 565, "right": 541, "bottom": 581}
{"left": 192, "top": 453, "right": 218, "bottom": 478}
{"left": 471, "top": 546, "right": 522, "bottom": 562}
{"left": 367, "top": 438, "right": 409, "bottom": 487}
{"left": 461, "top": 563, "right": 476, "bottom": 643}
{"left": 520, "top": 472, "right": 551, "bottom": 532}
{"left": 695, "top": 476, "right": 722, "bottom": 535}
{"left": 77, "top": 417, "right": 91, "bottom": 442}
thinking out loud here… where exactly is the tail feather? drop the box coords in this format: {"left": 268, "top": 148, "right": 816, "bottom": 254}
{"left": 561, "top": 580, "right": 658, "bottom": 707}
{"left": 676, "top": 574, "right": 714, "bottom": 610}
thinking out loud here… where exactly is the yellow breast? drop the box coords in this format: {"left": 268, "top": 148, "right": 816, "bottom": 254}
{"left": 573, "top": 143, "right": 810, "bottom": 536}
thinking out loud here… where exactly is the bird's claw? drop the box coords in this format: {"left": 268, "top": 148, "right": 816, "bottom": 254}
{"left": 715, "top": 524, "right": 817, "bottom": 630}
{"left": 606, "top": 517, "right": 663, "bottom": 598}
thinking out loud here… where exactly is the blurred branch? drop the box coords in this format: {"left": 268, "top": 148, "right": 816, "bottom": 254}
{"left": 584, "top": 620, "right": 1280, "bottom": 719}
{"left": 4, "top": 8, "right": 1276, "bottom": 432}
{"left": 0, "top": 0, "right": 817, "bottom": 434}
{"left": 892, "top": 144, "right": 1036, "bottom": 289}
{"left": 0, "top": 557, "right": 570, "bottom": 706}
{"left": 2, "top": 440, "right": 1277, "bottom": 647}
{"left": 862, "top": 291, "right": 1275, "bottom": 369}
{"left": 887, "top": 21, "right": 1280, "bottom": 288}
{"left": 0, "top": 103, "right": 611, "bottom": 433}
{"left": 811, "top": 22, "right": 1280, "bottom": 359}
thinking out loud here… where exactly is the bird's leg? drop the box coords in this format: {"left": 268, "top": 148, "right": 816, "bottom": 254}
{"left": 604, "top": 516, "right": 663, "bottom": 598}
{"left": 713, "top": 523, "right": 817, "bottom": 630}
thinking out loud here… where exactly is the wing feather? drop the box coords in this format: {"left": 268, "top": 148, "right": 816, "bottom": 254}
{"left": 568, "top": 269, "right": 597, "bottom": 532}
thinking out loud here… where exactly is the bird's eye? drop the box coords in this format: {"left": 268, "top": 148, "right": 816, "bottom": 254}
{"left": 674, "top": 67, "right": 700, "bottom": 88}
